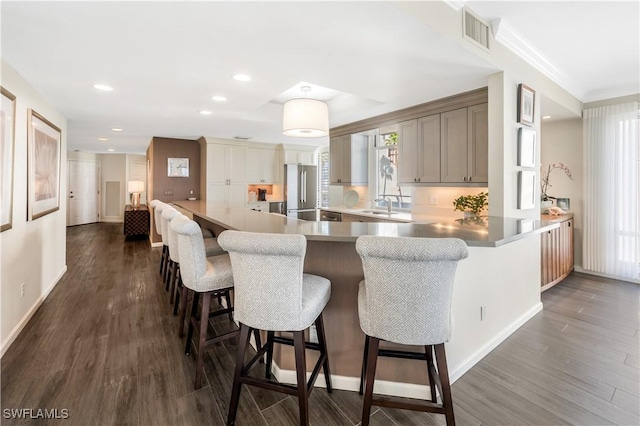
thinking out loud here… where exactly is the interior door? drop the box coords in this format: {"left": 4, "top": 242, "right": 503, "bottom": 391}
{"left": 68, "top": 160, "right": 99, "bottom": 226}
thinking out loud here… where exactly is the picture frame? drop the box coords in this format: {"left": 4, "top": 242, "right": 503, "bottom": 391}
{"left": 167, "top": 157, "right": 189, "bottom": 177}
{"left": 517, "top": 128, "right": 536, "bottom": 167}
{"left": 556, "top": 198, "right": 570, "bottom": 210}
{"left": 28, "top": 109, "right": 62, "bottom": 220}
{"left": 517, "top": 170, "right": 536, "bottom": 210}
{"left": 517, "top": 83, "right": 535, "bottom": 126}
{"left": 1, "top": 87, "right": 16, "bottom": 231}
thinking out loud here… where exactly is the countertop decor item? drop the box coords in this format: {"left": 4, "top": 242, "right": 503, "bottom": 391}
{"left": 540, "top": 162, "right": 573, "bottom": 201}
{"left": 453, "top": 192, "right": 488, "bottom": 215}
{"left": 343, "top": 190, "right": 360, "bottom": 208}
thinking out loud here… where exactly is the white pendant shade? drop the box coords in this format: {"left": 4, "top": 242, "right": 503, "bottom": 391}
{"left": 282, "top": 98, "right": 329, "bottom": 137}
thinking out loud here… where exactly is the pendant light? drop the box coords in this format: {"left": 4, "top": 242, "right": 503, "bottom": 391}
{"left": 282, "top": 86, "right": 329, "bottom": 137}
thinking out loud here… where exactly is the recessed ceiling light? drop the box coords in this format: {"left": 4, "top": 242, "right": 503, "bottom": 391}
{"left": 93, "top": 83, "right": 113, "bottom": 91}
{"left": 107, "top": 148, "right": 115, "bottom": 152}
{"left": 211, "top": 95, "right": 227, "bottom": 102}
{"left": 542, "top": 115, "right": 552, "bottom": 119}
{"left": 199, "top": 110, "right": 213, "bottom": 115}
{"left": 111, "top": 127, "right": 123, "bottom": 132}
{"left": 232, "top": 74, "right": 251, "bottom": 82}
{"left": 99, "top": 137, "right": 108, "bottom": 141}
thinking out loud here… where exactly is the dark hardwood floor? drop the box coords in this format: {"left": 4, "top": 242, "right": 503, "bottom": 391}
{"left": 2, "top": 223, "right": 638, "bottom": 425}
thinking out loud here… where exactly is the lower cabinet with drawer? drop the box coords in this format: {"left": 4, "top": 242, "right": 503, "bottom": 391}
{"left": 541, "top": 216, "right": 574, "bottom": 291}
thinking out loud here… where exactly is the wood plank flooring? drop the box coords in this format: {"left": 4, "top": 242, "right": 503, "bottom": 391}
{"left": 2, "top": 223, "right": 638, "bottom": 425}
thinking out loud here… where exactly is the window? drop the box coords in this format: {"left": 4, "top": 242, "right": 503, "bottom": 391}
{"left": 375, "top": 131, "right": 411, "bottom": 210}
{"left": 318, "top": 149, "right": 330, "bottom": 208}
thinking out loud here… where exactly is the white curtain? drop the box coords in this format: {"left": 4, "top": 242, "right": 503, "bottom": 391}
{"left": 583, "top": 102, "right": 639, "bottom": 280}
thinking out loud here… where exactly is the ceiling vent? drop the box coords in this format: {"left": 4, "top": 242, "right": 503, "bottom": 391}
{"left": 463, "top": 7, "right": 490, "bottom": 52}
{"left": 233, "top": 136, "right": 252, "bottom": 140}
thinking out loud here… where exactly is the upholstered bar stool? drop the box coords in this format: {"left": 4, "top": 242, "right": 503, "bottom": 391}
{"left": 355, "top": 236, "right": 469, "bottom": 426}
{"left": 150, "top": 200, "right": 169, "bottom": 276}
{"left": 218, "top": 230, "right": 332, "bottom": 426}
{"left": 167, "top": 213, "right": 233, "bottom": 338}
{"left": 160, "top": 205, "right": 178, "bottom": 290}
{"left": 162, "top": 206, "right": 181, "bottom": 303}
{"left": 171, "top": 215, "right": 242, "bottom": 389}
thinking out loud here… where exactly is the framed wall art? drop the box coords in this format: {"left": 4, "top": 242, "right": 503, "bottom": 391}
{"left": 517, "top": 170, "right": 536, "bottom": 210}
{"left": 167, "top": 157, "right": 189, "bottom": 177}
{"left": 517, "top": 128, "right": 536, "bottom": 167}
{"left": 28, "top": 109, "right": 62, "bottom": 220}
{"left": 517, "top": 83, "right": 535, "bottom": 126}
{"left": 1, "top": 87, "right": 16, "bottom": 231}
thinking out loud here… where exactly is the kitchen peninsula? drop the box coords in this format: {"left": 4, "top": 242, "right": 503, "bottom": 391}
{"left": 174, "top": 200, "right": 557, "bottom": 399}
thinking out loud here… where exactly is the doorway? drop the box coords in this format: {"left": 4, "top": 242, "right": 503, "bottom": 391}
{"left": 68, "top": 160, "right": 100, "bottom": 226}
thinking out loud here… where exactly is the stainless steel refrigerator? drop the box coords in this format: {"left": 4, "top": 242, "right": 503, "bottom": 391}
{"left": 284, "top": 164, "right": 318, "bottom": 221}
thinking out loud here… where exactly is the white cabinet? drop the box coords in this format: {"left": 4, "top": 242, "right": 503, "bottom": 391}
{"left": 205, "top": 143, "right": 247, "bottom": 206}
{"left": 247, "top": 148, "right": 280, "bottom": 184}
{"left": 282, "top": 149, "right": 315, "bottom": 166}
{"left": 440, "top": 104, "right": 488, "bottom": 184}
{"left": 207, "top": 183, "right": 247, "bottom": 207}
{"left": 398, "top": 115, "right": 440, "bottom": 184}
{"left": 330, "top": 134, "right": 368, "bottom": 185}
{"left": 207, "top": 144, "right": 247, "bottom": 184}
{"left": 247, "top": 202, "right": 269, "bottom": 212}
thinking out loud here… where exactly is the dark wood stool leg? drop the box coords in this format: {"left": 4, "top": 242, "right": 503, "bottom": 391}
{"left": 194, "top": 292, "right": 211, "bottom": 389}
{"left": 361, "top": 336, "right": 380, "bottom": 426}
{"left": 425, "top": 345, "right": 438, "bottom": 402}
{"left": 224, "top": 290, "right": 233, "bottom": 321}
{"left": 179, "top": 285, "right": 189, "bottom": 337}
{"left": 265, "top": 331, "right": 275, "bottom": 379}
{"left": 434, "top": 343, "right": 455, "bottom": 426}
{"left": 185, "top": 292, "right": 200, "bottom": 355}
{"left": 160, "top": 245, "right": 166, "bottom": 275}
{"left": 164, "top": 258, "right": 172, "bottom": 291}
{"left": 169, "top": 261, "right": 178, "bottom": 304}
{"left": 293, "top": 330, "right": 309, "bottom": 426}
{"left": 227, "top": 324, "right": 251, "bottom": 426}
{"left": 359, "top": 335, "right": 370, "bottom": 395}
{"left": 314, "top": 314, "right": 332, "bottom": 392}
{"left": 172, "top": 269, "right": 182, "bottom": 315}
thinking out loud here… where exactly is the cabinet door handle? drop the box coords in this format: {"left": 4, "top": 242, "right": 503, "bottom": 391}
{"left": 469, "top": 176, "right": 472, "bottom": 182}
{"left": 418, "top": 177, "right": 421, "bottom": 182}
{"left": 463, "top": 177, "right": 467, "bottom": 182}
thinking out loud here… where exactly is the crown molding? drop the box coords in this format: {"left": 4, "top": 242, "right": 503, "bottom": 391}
{"left": 491, "top": 18, "right": 587, "bottom": 101}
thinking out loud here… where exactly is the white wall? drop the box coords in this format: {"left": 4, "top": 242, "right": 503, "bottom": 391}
{"left": 541, "top": 119, "right": 583, "bottom": 266}
{"left": 1, "top": 60, "right": 68, "bottom": 355}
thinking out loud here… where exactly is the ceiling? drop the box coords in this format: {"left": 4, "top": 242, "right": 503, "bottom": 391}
{"left": 2, "top": 1, "right": 638, "bottom": 154}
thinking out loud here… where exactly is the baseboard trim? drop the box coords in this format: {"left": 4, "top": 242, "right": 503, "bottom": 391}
{"left": 269, "top": 302, "right": 543, "bottom": 399}
{"left": 574, "top": 266, "right": 639, "bottom": 284}
{"left": 449, "top": 301, "right": 543, "bottom": 383}
{"left": 100, "top": 218, "right": 123, "bottom": 223}
{"left": 1, "top": 266, "right": 68, "bottom": 357}
{"left": 151, "top": 241, "right": 163, "bottom": 248}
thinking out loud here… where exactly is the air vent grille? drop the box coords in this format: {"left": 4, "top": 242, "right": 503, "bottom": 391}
{"left": 463, "top": 8, "right": 490, "bottom": 52}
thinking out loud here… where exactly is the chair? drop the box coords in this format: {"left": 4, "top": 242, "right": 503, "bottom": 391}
{"left": 159, "top": 205, "right": 177, "bottom": 290}
{"left": 171, "top": 215, "right": 241, "bottom": 389}
{"left": 167, "top": 212, "right": 233, "bottom": 337}
{"left": 162, "top": 206, "right": 181, "bottom": 303}
{"left": 217, "top": 230, "right": 332, "bottom": 426}
{"left": 355, "top": 236, "right": 469, "bottom": 426}
{"left": 150, "top": 200, "right": 168, "bottom": 276}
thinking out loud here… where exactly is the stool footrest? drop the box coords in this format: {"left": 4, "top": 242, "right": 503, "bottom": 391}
{"left": 372, "top": 395, "right": 446, "bottom": 414}
{"left": 272, "top": 335, "right": 321, "bottom": 352}
{"left": 378, "top": 348, "right": 428, "bottom": 361}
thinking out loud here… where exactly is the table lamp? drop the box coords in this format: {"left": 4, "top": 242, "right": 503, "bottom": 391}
{"left": 128, "top": 180, "right": 145, "bottom": 209}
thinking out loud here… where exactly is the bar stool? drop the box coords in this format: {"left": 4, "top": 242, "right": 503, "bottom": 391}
{"left": 218, "top": 230, "right": 332, "bottom": 426}
{"left": 167, "top": 213, "right": 233, "bottom": 337}
{"left": 171, "top": 215, "right": 243, "bottom": 389}
{"left": 160, "top": 205, "right": 177, "bottom": 290}
{"left": 355, "top": 236, "right": 468, "bottom": 426}
{"left": 150, "top": 200, "right": 168, "bottom": 276}
{"left": 162, "top": 206, "right": 181, "bottom": 303}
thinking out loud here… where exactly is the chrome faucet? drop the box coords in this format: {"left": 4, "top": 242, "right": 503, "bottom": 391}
{"left": 375, "top": 197, "right": 392, "bottom": 214}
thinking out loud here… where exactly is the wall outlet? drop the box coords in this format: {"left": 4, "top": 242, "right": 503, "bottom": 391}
{"left": 429, "top": 195, "right": 438, "bottom": 205}
{"left": 20, "top": 283, "right": 25, "bottom": 298}
{"left": 309, "top": 324, "right": 319, "bottom": 344}
{"left": 480, "top": 305, "right": 486, "bottom": 321}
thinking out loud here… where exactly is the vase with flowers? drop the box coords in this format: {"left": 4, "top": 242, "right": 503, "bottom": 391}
{"left": 540, "top": 162, "right": 573, "bottom": 210}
